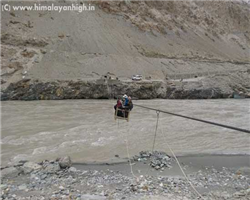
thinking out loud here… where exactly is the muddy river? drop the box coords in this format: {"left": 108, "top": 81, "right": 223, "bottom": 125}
{"left": 1, "top": 99, "right": 249, "bottom": 166}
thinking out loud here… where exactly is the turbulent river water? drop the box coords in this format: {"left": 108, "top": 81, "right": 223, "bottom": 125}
{"left": 1, "top": 99, "right": 250, "bottom": 166}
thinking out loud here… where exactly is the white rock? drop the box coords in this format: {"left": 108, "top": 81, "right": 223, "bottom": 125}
{"left": 18, "top": 184, "right": 27, "bottom": 190}
{"left": 59, "top": 186, "right": 64, "bottom": 190}
{"left": 68, "top": 167, "right": 77, "bottom": 172}
{"left": 23, "top": 162, "right": 42, "bottom": 173}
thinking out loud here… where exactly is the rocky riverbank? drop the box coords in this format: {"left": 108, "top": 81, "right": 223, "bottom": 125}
{"left": 1, "top": 155, "right": 250, "bottom": 200}
{"left": 1, "top": 71, "right": 250, "bottom": 101}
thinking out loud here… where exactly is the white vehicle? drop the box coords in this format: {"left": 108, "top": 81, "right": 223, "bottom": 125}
{"left": 132, "top": 75, "right": 142, "bottom": 81}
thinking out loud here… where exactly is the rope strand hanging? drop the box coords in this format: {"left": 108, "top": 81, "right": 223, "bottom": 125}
{"left": 116, "top": 109, "right": 138, "bottom": 179}
{"left": 158, "top": 117, "right": 205, "bottom": 200}
{"left": 115, "top": 103, "right": 205, "bottom": 198}
{"left": 152, "top": 111, "right": 160, "bottom": 152}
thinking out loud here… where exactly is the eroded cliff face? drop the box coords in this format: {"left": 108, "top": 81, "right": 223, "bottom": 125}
{"left": 1, "top": 79, "right": 166, "bottom": 101}
{"left": 2, "top": 70, "right": 250, "bottom": 101}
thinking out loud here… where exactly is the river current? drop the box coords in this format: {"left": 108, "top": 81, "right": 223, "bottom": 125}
{"left": 1, "top": 99, "right": 249, "bottom": 166}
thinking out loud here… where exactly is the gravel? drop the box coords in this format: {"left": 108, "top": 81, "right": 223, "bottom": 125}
{"left": 1, "top": 156, "right": 250, "bottom": 200}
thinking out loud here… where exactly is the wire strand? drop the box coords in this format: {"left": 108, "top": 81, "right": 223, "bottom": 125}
{"left": 158, "top": 118, "right": 205, "bottom": 200}
{"left": 134, "top": 104, "right": 250, "bottom": 134}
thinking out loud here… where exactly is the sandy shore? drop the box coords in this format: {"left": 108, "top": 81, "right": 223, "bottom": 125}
{"left": 73, "top": 154, "right": 250, "bottom": 177}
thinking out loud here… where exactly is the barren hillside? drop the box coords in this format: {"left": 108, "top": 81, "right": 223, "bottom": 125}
{"left": 1, "top": 1, "right": 250, "bottom": 99}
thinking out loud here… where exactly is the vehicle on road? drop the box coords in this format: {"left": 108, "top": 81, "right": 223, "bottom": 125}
{"left": 132, "top": 75, "right": 142, "bottom": 81}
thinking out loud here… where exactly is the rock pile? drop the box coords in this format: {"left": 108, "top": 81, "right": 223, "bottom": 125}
{"left": 1, "top": 156, "right": 72, "bottom": 180}
{"left": 133, "top": 151, "right": 172, "bottom": 170}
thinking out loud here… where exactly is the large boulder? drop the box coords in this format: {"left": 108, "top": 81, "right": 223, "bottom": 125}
{"left": 44, "top": 163, "right": 60, "bottom": 173}
{"left": 1, "top": 167, "right": 21, "bottom": 178}
{"left": 58, "top": 156, "right": 72, "bottom": 169}
{"left": 22, "top": 162, "right": 42, "bottom": 174}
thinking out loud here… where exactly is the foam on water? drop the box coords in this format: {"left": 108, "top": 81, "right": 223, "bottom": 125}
{"left": 91, "top": 136, "right": 115, "bottom": 147}
{"left": 32, "top": 147, "right": 47, "bottom": 155}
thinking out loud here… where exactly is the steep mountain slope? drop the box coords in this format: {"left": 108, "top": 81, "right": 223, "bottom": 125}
{"left": 97, "top": 1, "right": 250, "bottom": 61}
{"left": 1, "top": 1, "right": 250, "bottom": 99}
